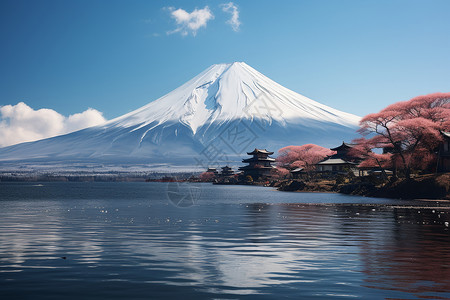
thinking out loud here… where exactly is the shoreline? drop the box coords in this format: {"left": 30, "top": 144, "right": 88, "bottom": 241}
{"left": 275, "top": 173, "right": 450, "bottom": 201}
{"left": 1, "top": 172, "right": 449, "bottom": 201}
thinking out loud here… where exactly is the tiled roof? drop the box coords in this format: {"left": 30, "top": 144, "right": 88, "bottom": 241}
{"left": 317, "top": 158, "right": 357, "bottom": 165}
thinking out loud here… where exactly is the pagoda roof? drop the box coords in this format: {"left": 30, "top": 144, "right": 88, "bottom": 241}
{"left": 290, "top": 167, "right": 305, "bottom": 173}
{"left": 442, "top": 132, "right": 450, "bottom": 138}
{"left": 247, "top": 148, "right": 274, "bottom": 155}
{"left": 238, "top": 165, "right": 275, "bottom": 170}
{"left": 330, "top": 142, "right": 356, "bottom": 151}
{"left": 221, "top": 165, "right": 233, "bottom": 170}
{"left": 242, "top": 157, "right": 276, "bottom": 163}
{"left": 317, "top": 158, "right": 358, "bottom": 165}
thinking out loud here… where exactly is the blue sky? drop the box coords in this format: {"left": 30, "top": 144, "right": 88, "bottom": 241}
{"left": 1, "top": 0, "right": 450, "bottom": 120}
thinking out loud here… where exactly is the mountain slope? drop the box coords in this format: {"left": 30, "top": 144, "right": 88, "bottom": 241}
{"left": 0, "top": 62, "right": 361, "bottom": 171}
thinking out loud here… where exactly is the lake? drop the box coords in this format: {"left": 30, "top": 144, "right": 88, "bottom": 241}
{"left": 0, "top": 182, "right": 450, "bottom": 299}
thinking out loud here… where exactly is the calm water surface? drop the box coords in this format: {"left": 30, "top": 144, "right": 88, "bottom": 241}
{"left": 0, "top": 182, "right": 450, "bottom": 299}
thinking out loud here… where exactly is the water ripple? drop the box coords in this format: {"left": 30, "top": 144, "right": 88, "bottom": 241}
{"left": 1, "top": 182, "right": 450, "bottom": 299}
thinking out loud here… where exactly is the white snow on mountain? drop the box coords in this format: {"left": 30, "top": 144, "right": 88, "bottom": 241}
{"left": 0, "top": 62, "right": 361, "bottom": 172}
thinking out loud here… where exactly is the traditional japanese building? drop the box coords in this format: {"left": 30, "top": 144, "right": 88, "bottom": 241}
{"left": 220, "top": 166, "right": 234, "bottom": 177}
{"left": 290, "top": 167, "right": 306, "bottom": 179}
{"left": 316, "top": 142, "right": 360, "bottom": 174}
{"left": 206, "top": 168, "right": 219, "bottom": 176}
{"left": 239, "top": 149, "right": 275, "bottom": 180}
{"left": 437, "top": 132, "right": 450, "bottom": 172}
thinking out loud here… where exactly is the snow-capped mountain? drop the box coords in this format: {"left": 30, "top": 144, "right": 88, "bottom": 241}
{"left": 0, "top": 62, "right": 361, "bottom": 171}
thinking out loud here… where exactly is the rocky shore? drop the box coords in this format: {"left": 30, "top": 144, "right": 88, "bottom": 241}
{"left": 276, "top": 173, "right": 450, "bottom": 200}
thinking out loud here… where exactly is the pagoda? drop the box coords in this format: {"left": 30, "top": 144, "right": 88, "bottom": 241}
{"left": 206, "top": 168, "right": 219, "bottom": 176}
{"left": 220, "top": 166, "right": 234, "bottom": 177}
{"left": 239, "top": 149, "right": 275, "bottom": 180}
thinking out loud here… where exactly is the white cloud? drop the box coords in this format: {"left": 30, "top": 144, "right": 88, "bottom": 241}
{"left": 167, "top": 6, "right": 214, "bottom": 36}
{"left": 0, "top": 102, "right": 106, "bottom": 147}
{"left": 221, "top": 2, "right": 240, "bottom": 32}
{"left": 65, "top": 108, "right": 106, "bottom": 133}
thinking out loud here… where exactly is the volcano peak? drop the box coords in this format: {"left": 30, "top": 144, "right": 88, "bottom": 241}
{"left": 0, "top": 62, "right": 361, "bottom": 171}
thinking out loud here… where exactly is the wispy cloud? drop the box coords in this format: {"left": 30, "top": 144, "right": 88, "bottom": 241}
{"left": 167, "top": 6, "right": 214, "bottom": 36}
{"left": 0, "top": 102, "right": 106, "bottom": 147}
{"left": 221, "top": 2, "right": 240, "bottom": 32}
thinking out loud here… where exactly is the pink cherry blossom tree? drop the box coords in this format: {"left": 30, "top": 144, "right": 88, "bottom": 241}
{"left": 356, "top": 92, "right": 450, "bottom": 178}
{"left": 199, "top": 171, "right": 216, "bottom": 182}
{"left": 270, "top": 166, "right": 290, "bottom": 180}
{"left": 349, "top": 137, "right": 393, "bottom": 179}
{"left": 277, "top": 144, "right": 335, "bottom": 178}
